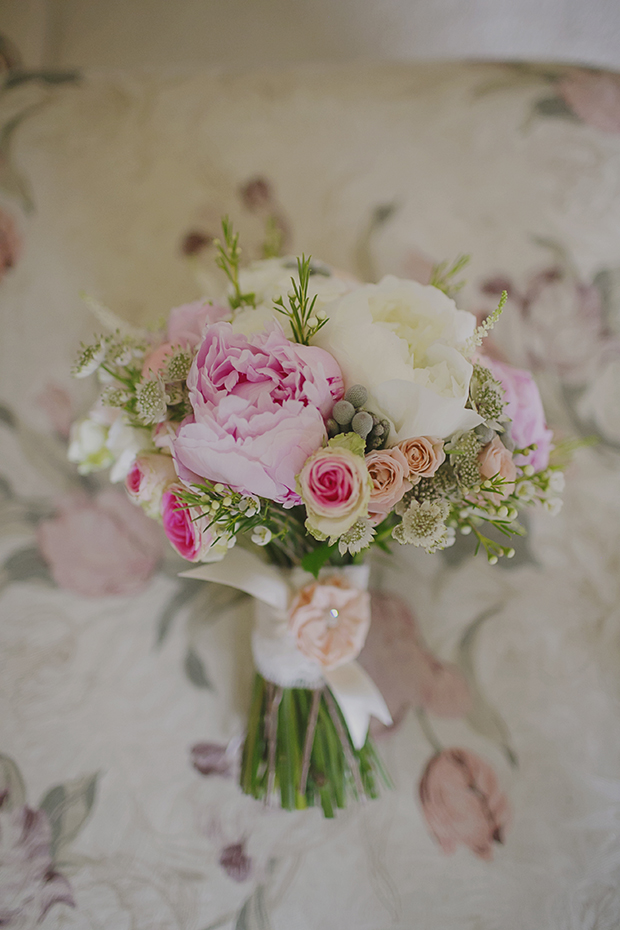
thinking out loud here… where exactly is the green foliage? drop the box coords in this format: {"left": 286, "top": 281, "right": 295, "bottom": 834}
{"left": 215, "top": 216, "right": 256, "bottom": 310}
{"left": 430, "top": 254, "right": 470, "bottom": 297}
{"left": 273, "top": 255, "right": 328, "bottom": 345}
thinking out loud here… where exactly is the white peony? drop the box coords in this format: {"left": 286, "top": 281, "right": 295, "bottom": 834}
{"left": 315, "top": 276, "right": 483, "bottom": 442}
{"left": 67, "top": 418, "right": 113, "bottom": 474}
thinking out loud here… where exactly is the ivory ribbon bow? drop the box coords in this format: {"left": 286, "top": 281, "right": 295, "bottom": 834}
{"left": 180, "top": 547, "right": 391, "bottom": 748}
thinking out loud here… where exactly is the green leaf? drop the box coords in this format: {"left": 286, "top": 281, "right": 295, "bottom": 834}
{"left": 533, "top": 96, "right": 580, "bottom": 121}
{"left": 3, "top": 546, "right": 52, "bottom": 584}
{"left": 300, "top": 542, "right": 338, "bottom": 578}
{"left": 0, "top": 754, "right": 27, "bottom": 809}
{"left": 184, "top": 646, "right": 212, "bottom": 689}
{"left": 3, "top": 69, "right": 80, "bottom": 90}
{"left": 39, "top": 773, "right": 98, "bottom": 859}
{"left": 235, "top": 885, "right": 273, "bottom": 930}
{"left": 155, "top": 580, "right": 203, "bottom": 646}
{"left": 328, "top": 432, "right": 365, "bottom": 457}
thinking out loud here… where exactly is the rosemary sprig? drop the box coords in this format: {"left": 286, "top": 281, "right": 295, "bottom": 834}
{"left": 214, "top": 216, "right": 256, "bottom": 310}
{"left": 273, "top": 255, "right": 328, "bottom": 345}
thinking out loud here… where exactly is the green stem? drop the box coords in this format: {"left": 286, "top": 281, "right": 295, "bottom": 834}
{"left": 416, "top": 706, "right": 443, "bottom": 754}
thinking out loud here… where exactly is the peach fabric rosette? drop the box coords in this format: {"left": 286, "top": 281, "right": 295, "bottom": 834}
{"left": 181, "top": 549, "right": 391, "bottom": 748}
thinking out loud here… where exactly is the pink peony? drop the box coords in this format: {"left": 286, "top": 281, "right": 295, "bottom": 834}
{"left": 173, "top": 322, "right": 343, "bottom": 507}
{"left": 298, "top": 445, "right": 371, "bottom": 538}
{"left": 482, "top": 357, "right": 553, "bottom": 471}
{"left": 288, "top": 576, "right": 371, "bottom": 670}
{"left": 161, "top": 486, "right": 225, "bottom": 562}
{"left": 167, "top": 299, "right": 229, "bottom": 348}
{"left": 419, "top": 748, "right": 511, "bottom": 860}
{"left": 366, "top": 447, "right": 412, "bottom": 523}
{"left": 37, "top": 490, "right": 162, "bottom": 597}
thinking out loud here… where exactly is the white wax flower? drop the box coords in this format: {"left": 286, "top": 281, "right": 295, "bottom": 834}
{"left": 315, "top": 276, "right": 483, "bottom": 442}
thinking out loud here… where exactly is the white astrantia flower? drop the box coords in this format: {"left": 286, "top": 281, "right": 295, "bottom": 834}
{"left": 337, "top": 517, "right": 376, "bottom": 556}
{"left": 72, "top": 340, "right": 106, "bottom": 378}
{"left": 393, "top": 498, "right": 451, "bottom": 552}
{"left": 314, "top": 276, "right": 484, "bottom": 442}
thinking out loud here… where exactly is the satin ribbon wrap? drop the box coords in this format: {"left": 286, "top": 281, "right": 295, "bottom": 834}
{"left": 180, "top": 548, "right": 392, "bottom": 749}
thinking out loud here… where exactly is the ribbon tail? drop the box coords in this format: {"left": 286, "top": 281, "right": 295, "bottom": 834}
{"left": 323, "top": 661, "right": 392, "bottom": 750}
{"left": 179, "top": 547, "right": 289, "bottom": 611}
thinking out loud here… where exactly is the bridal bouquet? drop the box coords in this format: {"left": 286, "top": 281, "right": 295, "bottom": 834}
{"left": 69, "top": 220, "right": 564, "bottom": 816}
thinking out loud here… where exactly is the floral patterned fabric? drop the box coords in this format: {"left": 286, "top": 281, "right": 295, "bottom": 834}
{"left": 1, "top": 62, "right": 620, "bottom": 928}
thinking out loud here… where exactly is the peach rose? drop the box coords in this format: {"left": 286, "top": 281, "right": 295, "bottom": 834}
{"left": 365, "top": 447, "right": 412, "bottom": 523}
{"left": 397, "top": 436, "right": 445, "bottom": 481}
{"left": 288, "top": 576, "right": 371, "bottom": 670}
{"left": 477, "top": 435, "right": 516, "bottom": 499}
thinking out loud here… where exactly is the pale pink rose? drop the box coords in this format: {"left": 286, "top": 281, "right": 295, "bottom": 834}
{"left": 0, "top": 794, "right": 75, "bottom": 926}
{"left": 478, "top": 436, "right": 517, "bottom": 499}
{"left": 359, "top": 593, "right": 471, "bottom": 735}
{"left": 173, "top": 322, "right": 343, "bottom": 507}
{"left": 125, "top": 452, "right": 177, "bottom": 518}
{"left": 161, "top": 486, "right": 224, "bottom": 562}
{"left": 298, "top": 445, "right": 371, "bottom": 538}
{"left": 419, "top": 748, "right": 511, "bottom": 860}
{"left": 557, "top": 68, "right": 620, "bottom": 134}
{"left": 141, "top": 341, "right": 176, "bottom": 378}
{"left": 481, "top": 358, "right": 553, "bottom": 471}
{"left": 396, "top": 436, "right": 445, "bottom": 480}
{"left": 288, "top": 576, "right": 371, "bottom": 670}
{"left": 167, "top": 299, "right": 229, "bottom": 348}
{"left": 366, "top": 447, "right": 412, "bottom": 523}
{"left": 37, "top": 490, "right": 162, "bottom": 596}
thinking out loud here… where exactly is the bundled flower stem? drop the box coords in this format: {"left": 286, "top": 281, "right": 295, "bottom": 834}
{"left": 241, "top": 674, "right": 390, "bottom": 816}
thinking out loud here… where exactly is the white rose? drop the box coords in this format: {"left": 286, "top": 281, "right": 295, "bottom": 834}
{"left": 315, "top": 276, "right": 483, "bottom": 441}
{"left": 67, "top": 418, "right": 113, "bottom": 473}
{"left": 105, "top": 416, "right": 152, "bottom": 483}
{"left": 232, "top": 258, "right": 357, "bottom": 338}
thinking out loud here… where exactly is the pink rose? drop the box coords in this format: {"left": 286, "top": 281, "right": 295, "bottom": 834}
{"left": 298, "top": 445, "right": 371, "bottom": 538}
{"left": 173, "top": 322, "right": 343, "bottom": 507}
{"left": 167, "top": 299, "right": 229, "bottom": 348}
{"left": 557, "top": 68, "right": 620, "bottom": 134}
{"left": 482, "top": 358, "right": 553, "bottom": 471}
{"left": 366, "top": 447, "right": 412, "bottom": 523}
{"left": 477, "top": 436, "right": 517, "bottom": 500}
{"left": 37, "top": 490, "right": 162, "bottom": 597}
{"left": 419, "top": 748, "right": 511, "bottom": 860}
{"left": 125, "top": 453, "right": 177, "bottom": 518}
{"left": 161, "top": 486, "right": 225, "bottom": 562}
{"left": 288, "top": 576, "right": 371, "bottom": 670}
{"left": 397, "top": 436, "right": 445, "bottom": 479}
